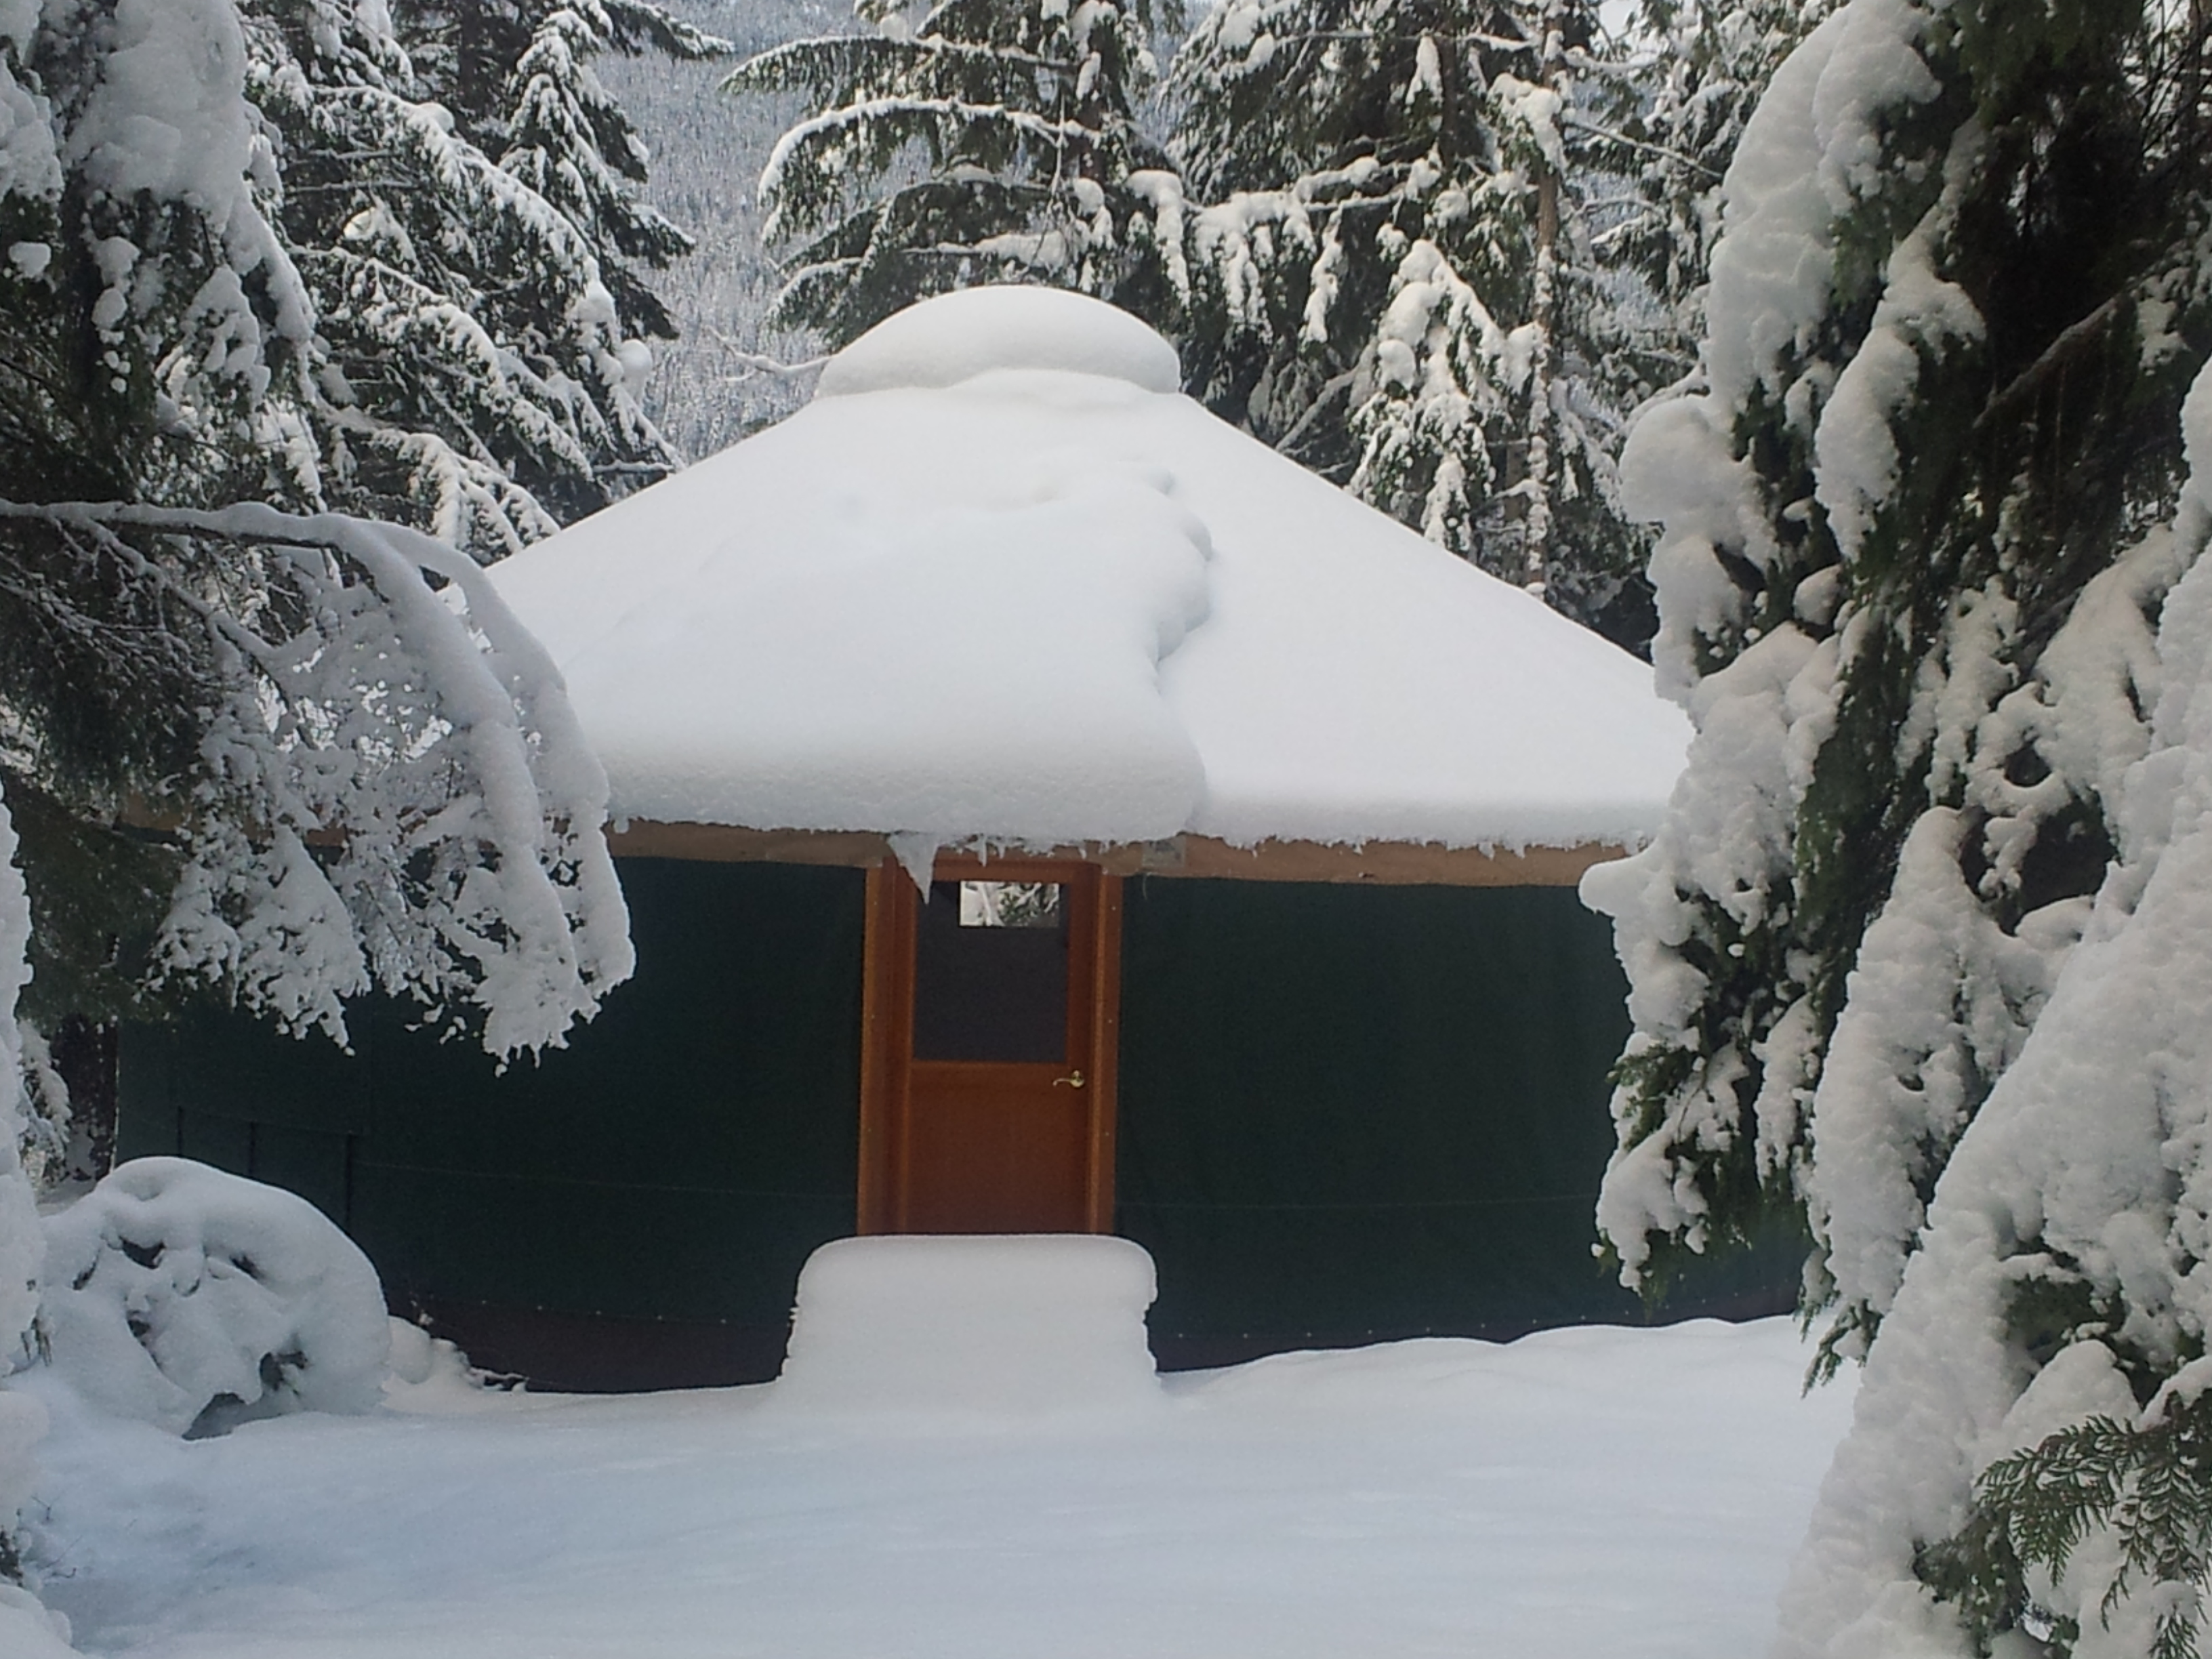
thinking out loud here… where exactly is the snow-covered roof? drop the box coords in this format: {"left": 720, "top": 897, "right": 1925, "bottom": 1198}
{"left": 488, "top": 286, "right": 1689, "bottom": 853}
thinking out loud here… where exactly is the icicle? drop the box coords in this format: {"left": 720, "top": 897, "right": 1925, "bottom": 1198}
{"left": 887, "top": 832, "right": 944, "bottom": 895}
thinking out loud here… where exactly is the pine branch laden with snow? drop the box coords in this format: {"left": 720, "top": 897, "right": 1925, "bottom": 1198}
{"left": 1589, "top": 0, "right": 1832, "bottom": 373}
{"left": 0, "top": 0, "right": 663, "bottom": 1037}
{"left": 491, "top": 0, "right": 732, "bottom": 342}
{"left": 244, "top": 0, "right": 695, "bottom": 552}
{"left": 728, "top": 0, "right": 1178, "bottom": 348}
{"left": 1154, "top": 0, "right": 1654, "bottom": 643}
{"left": 1586, "top": 4, "right": 2212, "bottom": 1648}
{"left": 0, "top": 0, "right": 320, "bottom": 513}
{"left": 0, "top": 499, "right": 632, "bottom": 1059}
{"left": 1774, "top": 362, "right": 2212, "bottom": 1659}
{"left": 1, "top": 0, "right": 705, "bottom": 566}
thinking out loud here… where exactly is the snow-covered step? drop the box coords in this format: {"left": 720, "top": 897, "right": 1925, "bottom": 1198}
{"left": 770, "top": 1235, "right": 1161, "bottom": 1424}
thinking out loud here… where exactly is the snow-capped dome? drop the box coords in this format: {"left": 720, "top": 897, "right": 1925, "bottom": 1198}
{"left": 815, "top": 285, "right": 1182, "bottom": 399}
{"left": 489, "top": 287, "right": 1689, "bottom": 853}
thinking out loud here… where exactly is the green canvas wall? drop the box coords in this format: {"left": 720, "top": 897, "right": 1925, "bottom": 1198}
{"left": 120, "top": 859, "right": 868, "bottom": 1336}
{"left": 116, "top": 859, "right": 1793, "bottom": 1385}
{"left": 1118, "top": 879, "right": 1647, "bottom": 1355}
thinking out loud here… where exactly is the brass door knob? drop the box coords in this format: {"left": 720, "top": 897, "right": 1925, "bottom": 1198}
{"left": 1052, "top": 1069, "right": 1086, "bottom": 1090}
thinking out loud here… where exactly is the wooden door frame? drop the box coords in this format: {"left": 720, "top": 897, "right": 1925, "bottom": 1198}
{"left": 856, "top": 854, "right": 1122, "bottom": 1234}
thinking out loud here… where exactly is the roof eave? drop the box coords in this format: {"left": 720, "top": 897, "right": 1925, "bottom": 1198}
{"left": 602, "top": 821, "right": 1631, "bottom": 888}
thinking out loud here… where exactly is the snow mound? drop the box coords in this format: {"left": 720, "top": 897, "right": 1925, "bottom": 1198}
{"left": 815, "top": 285, "right": 1183, "bottom": 399}
{"left": 380, "top": 1315, "right": 494, "bottom": 1413}
{"left": 40, "top": 1159, "right": 390, "bottom": 1437}
{"left": 771, "top": 1235, "right": 1161, "bottom": 1425}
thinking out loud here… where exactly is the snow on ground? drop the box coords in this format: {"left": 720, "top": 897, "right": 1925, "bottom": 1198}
{"left": 22, "top": 1315, "right": 1852, "bottom": 1659}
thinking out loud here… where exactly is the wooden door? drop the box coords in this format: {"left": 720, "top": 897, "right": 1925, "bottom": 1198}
{"left": 857, "top": 856, "right": 1121, "bottom": 1233}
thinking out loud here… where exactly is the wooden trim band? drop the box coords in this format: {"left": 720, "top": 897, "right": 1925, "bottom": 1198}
{"left": 603, "top": 821, "right": 1629, "bottom": 888}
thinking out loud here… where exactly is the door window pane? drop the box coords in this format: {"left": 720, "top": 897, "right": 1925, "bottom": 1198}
{"left": 957, "top": 881, "right": 1061, "bottom": 929}
{"left": 914, "top": 880, "right": 1068, "bottom": 1062}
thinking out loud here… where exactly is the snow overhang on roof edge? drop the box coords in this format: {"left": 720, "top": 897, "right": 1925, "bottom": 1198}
{"left": 599, "top": 821, "right": 1635, "bottom": 889}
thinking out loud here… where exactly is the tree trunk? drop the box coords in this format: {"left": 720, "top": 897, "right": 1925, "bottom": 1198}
{"left": 1520, "top": 0, "right": 1570, "bottom": 595}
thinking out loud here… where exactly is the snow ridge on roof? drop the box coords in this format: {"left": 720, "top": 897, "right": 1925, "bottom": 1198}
{"left": 490, "top": 287, "right": 1689, "bottom": 853}
{"left": 813, "top": 284, "right": 1182, "bottom": 399}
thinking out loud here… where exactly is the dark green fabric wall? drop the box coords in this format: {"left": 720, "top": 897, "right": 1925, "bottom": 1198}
{"left": 1117, "top": 879, "right": 1650, "bottom": 1350}
{"left": 120, "top": 859, "right": 867, "bottom": 1328}
{"left": 116, "top": 861, "right": 1793, "bottom": 1374}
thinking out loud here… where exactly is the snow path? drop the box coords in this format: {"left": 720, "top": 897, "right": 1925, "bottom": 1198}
{"left": 26, "top": 1317, "right": 1851, "bottom": 1658}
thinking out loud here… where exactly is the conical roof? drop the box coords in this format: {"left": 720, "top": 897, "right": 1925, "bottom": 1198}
{"left": 489, "top": 287, "right": 1687, "bottom": 855}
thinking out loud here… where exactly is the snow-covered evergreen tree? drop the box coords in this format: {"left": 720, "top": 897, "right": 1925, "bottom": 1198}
{"left": 242, "top": 0, "right": 720, "bottom": 552}
{"left": 593, "top": 0, "right": 842, "bottom": 459}
{"left": 3, "top": 0, "right": 635, "bottom": 1036}
{"left": 1, "top": 0, "right": 696, "bottom": 1029}
{"left": 391, "top": 0, "right": 726, "bottom": 342}
{"left": 0, "top": 0, "right": 638, "bottom": 1584}
{"left": 1147, "top": 0, "right": 1650, "bottom": 640}
{"left": 728, "top": 0, "right": 1179, "bottom": 347}
{"left": 1591, "top": 0, "right": 1828, "bottom": 392}
{"left": 1584, "top": 2, "right": 2212, "bottom": 1650}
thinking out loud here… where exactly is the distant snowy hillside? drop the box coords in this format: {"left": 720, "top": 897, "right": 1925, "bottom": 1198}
{"left": 596, "top": 0, "right": 852, "bottom": 460}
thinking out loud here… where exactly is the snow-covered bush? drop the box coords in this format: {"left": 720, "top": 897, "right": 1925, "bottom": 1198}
{"left": 39, "top": 1159, "right": 390, "bottom": 1439}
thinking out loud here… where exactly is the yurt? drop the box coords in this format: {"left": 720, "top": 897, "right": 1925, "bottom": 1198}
{"left": 118, "top": 289, "right": 1781, "bottom": 1388}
